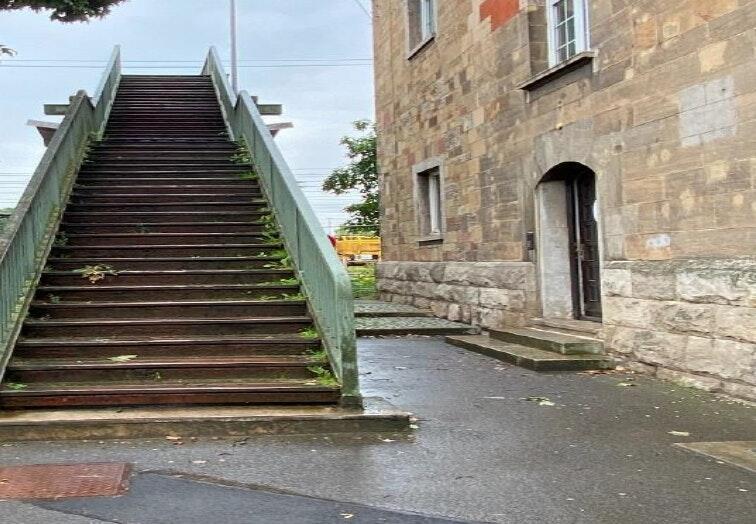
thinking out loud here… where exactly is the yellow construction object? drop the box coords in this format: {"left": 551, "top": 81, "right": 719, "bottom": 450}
{"left": 335, "top": 235, "right": 381, "bottom": 262}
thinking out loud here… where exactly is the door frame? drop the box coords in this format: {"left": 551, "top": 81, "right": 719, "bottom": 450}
{"left": 535, "top": 162, "right": 603, "bottom": 322}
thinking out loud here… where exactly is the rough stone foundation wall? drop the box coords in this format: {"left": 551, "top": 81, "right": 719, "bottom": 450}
{"left": 377, "top": 261, "right": 538, "bottom": 328}
{"left": 603, "top": 259, "right": 756, "bottom": 399}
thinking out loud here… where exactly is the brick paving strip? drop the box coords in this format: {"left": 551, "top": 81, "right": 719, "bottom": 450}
{"left": 0, "top": 463, "right": 130, "bottom": 500}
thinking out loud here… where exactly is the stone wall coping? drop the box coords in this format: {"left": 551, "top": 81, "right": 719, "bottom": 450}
{"left": 378, "top": 261, "right": 535, "bottom": 268}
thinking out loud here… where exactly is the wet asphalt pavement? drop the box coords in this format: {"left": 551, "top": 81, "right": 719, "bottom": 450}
{"left": 0, "top": 336, "right": 754, "bottom": 523}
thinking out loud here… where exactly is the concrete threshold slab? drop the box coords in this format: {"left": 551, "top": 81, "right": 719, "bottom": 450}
{"left": 675, "top": 441, "right": 756, "bottom": 473}
{"left": 0, "top": 397, "right": 411, "bottom": 441}
{"left": 447, "top": 335, "right": 614, "bottom": 371}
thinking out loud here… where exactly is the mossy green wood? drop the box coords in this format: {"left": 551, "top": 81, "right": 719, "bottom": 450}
{"left": 203, "top": 47, "right": 360, "bottom": 404}
{"left": 0, "top": 46, "right": 122, "bottom": 378}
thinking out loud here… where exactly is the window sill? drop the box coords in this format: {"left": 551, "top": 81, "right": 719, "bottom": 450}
{"left": 407, "top": 34, "right": 435, "bottom": 60}
{"left": 517, "top": 51, "right": 595, "bottom": 91}
{"left": 418, "top": 235, "right": 443, "bottom": 246}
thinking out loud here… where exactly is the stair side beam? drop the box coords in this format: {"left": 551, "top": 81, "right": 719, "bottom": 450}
{"left": 0, "top": 46, "right": 121, "bottom": 379}
{"left": 92, "top": 45, "right": 123, "bottom": 137}
{"left": 203, "top": 46, "right": 360, "bottom": 405}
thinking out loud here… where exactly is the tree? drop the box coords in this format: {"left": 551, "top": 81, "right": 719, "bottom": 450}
{"left": 0, "top": 1, "right": 125, "bottom": 22}
{"left": 322, "top": 120, "right": 380, "bottom": 235}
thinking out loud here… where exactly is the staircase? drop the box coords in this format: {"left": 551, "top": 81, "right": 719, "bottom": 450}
{"left": 446, "top": 319, "right": 613, "bottom": 372}
{"left": 0, "top": 75, "right": 341, "bottom": 408}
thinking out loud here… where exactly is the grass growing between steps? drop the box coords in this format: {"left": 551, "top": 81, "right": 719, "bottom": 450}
{"left": 75, "top": 264, "right": 118, "bottom": 283}
{"left": 348, "top": 264, "right": 377, "bottom": 299}
{"left": 299, "top": 326, "right": 319, "bottom": 339}
{"left": 232, "top": 137, "right": 253, "bottom": 164}
{"left": 306, "top": 365, "right": 339, "bottom": 387}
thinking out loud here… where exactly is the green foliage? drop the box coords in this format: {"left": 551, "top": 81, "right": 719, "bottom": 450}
{"left": 232, "top": 138, "right": 253, "bottom": 163}
{"left": 306, "top": 365, "right": 339, "bottom": 387}
{"left": 299, "top": 326, "right": 319, "bottom": 339}
{"left": 322, "top": 120, "right": 379, "bottom": 235}
{"left": 107, "top": 354, "right": 137, "bottom": 362}
{"left": 348, "top": 265, "right": 377, "bottom": 299}
{"left": 75, "top": 264, "right": 117, "bottom": 283}
{"left": 263, "top": 256, "right": 292, "bottom": 270}
{"left": 307, "top": 348, "right": 329, "bottom": 364}
{"left": 238, "top": 170, "right": 258, "bottom": 180}
{"left": 255, "top": 295, "right": 279, "bottom": 301}
{"left": 0, "top": 1, "right": 126, "bottom": 23}
{"left": 53, "top": 232, "right": 68, "bottom": 246}
{"left": 5, "top": 382, "right": 27, "bottom": 390}
{"left": 281, "top": 292, "right": 306, "bottom": 301}
{"left": 259, "top": 213, "right": 282, "bottom": 244}
{"left": 278, "top": 277, "right": 299, "bottom": 285}
{"left": 47, "top": 293, "right": 61, "bottom": 304}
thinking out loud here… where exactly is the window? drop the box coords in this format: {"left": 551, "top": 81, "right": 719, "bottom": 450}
{"left": 407, "top": 0, "right": 436, "bottom": 54}
{"left": 416, "top": 166, "right": 443, "bottom": 238}
{"left": 547, "top": 0, "right": 589, "bottom": 66}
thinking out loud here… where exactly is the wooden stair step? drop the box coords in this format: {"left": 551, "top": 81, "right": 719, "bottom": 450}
{"left": 0, "top": 379, "right": 340, "bottom": 408}
{"left": 78, "top": 168, "right": 250, "bottom": 174}
{"left": 40, "top": 269, "right": 293, "bottom": 286}
{"left": 14, "top": 334, "right": 321, "bottom": 358}
{"left": 51, "top": 244, "right": 281, "bottom": 257}
{"left": 63, "top": 211, "right": 267, "bottom": 223}
{"left": 65, "top": 203, "right": 267, "bottom": 213}
{"left": 45, "top": 256, "right": 279, "bottom": 270}
{"left": 23, "top": 316, "right": 314, "bottom": 337}
{"left": 59, "top": 222, "right": 266, "bottom": 234}
{"left": 6, "top": 355, "right": 321, "bottom": 382}
{"left": 70, "top": 197, "right": 262, "bottom": 205}
{"left": 72, "top": 185, "right": 261, "bottom": 192}
{"left": 29, "top": 300, "right": 307, "bottom": 319}
{"left": 62, "top": 232, "right": 272, "bottom": 246}
{"left": 36, "top": 283, "right": 299, "bottom": 301}
{"left": 75, "top": 177, "right": 255, "bottom": 184}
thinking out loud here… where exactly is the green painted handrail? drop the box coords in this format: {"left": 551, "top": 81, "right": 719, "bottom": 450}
{"left": 203, "top": 47, "right": 360, "bottom": 404}
{"left": 0, "top": 46, "right": 121, "bottom": 378}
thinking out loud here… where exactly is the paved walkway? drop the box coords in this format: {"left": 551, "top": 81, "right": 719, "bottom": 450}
{"left": 0, "top": 337, "right": 754, "bottom": 523}
{"left": 355, "top": 300, "right": 473, "bottom": 336}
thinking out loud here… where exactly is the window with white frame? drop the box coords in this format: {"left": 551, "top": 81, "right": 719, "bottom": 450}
{"left": 547, "top": 0, "right": 589, "bottom": 66}
{"left": 407, "top": 0, "right": 436, "bottom": 53}
{"left": 416, "top": 166, "right": 443, "bottom": 238}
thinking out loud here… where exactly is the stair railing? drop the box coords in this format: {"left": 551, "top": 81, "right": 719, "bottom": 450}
{"left": 0, "top": 46, "right": 121, "bottom": 378}
{"left": 203, "top": 47, "right": 360, "bottom": 404}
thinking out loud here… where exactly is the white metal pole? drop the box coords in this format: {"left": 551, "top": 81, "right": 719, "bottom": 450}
{"left": 230, "top": 0, "right": 238, "bottom": 93}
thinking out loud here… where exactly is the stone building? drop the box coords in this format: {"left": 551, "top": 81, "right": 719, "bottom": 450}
{"left": 372, "top": 0, "right": 755, "bottom": 398}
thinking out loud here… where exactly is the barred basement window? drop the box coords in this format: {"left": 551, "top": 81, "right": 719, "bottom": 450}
{"left": 416, "top": 166, "right": 443, "bottom": 238}
{"left": 407, "top": 0, "right": 436, "bottom": 55}
{"left": 547, "top": 0, "right": 589, "bottom": 66}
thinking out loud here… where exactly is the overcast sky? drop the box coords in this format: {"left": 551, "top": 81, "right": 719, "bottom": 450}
{"left": 0, "top": 0, "right": 374, "bottom": 228}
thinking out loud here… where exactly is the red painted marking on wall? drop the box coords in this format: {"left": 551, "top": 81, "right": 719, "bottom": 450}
{"left": 480, "top": 0, "right": 520, "bottom": 31}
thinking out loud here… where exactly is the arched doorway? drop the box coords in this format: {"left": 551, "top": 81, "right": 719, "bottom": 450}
{"left": 535, "top": 162, "right": 602, "bottom": 321}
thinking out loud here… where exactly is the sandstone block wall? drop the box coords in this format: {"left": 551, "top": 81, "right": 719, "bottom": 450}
{"left": 603, "top": 259, "right": 755, "bottom": 398}
{"left": 377, "top": 261, "right": 538, "bottom": 327}
{"left": 373, "top": 0, "right": 756, "bottom": 399}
